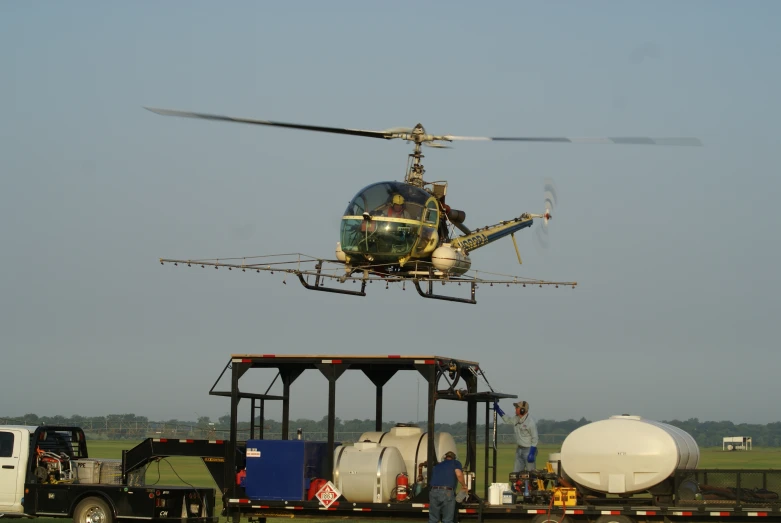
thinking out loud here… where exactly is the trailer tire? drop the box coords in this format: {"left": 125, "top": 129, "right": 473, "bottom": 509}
{"left": 74, "top": 496, "right": 113, "bottom": 523}
{"left": 532, "top": 514, "right": 573, "bottom": 523}
{"left": 596, "top": 515, "right": 635, "bottom": 523}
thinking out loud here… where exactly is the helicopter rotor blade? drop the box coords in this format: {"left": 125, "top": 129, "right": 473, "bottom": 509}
{"left": 534, "top": 178, "right": 558, "bottom": 253}
{"left": 441, "top": 135, "right": 702, "bottom": 146}
{"left": 146, "top": 108, "right": 701, "bottom": 147}
{"left": 144, "top": 107, "right": 405, "bottom": 140}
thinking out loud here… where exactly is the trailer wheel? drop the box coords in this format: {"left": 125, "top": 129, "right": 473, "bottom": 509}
{"left": 596, "top": 515, "right": 635, "bottom": 523}
{"left": 74, "top": 497, "right": 113, "bottom": 523}
{"left": 532, "top": 514, "right": 573, "bottom": 523}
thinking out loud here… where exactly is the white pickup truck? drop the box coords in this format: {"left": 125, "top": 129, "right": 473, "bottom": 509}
{"left": 0, "top": 425, "right": 216, "bottom": 523}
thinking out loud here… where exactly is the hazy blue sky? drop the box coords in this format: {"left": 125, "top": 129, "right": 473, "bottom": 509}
{"left": 2, "top": 1, "right": 779, "bottom": 426}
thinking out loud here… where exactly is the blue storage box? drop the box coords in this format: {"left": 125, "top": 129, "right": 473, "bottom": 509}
{"left": 244, "top": 440, "right": 331, "bottom": 500}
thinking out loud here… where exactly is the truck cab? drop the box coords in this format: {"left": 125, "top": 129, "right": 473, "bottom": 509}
{"left": 0, "top": 426, "right": 28, "bottom": 513}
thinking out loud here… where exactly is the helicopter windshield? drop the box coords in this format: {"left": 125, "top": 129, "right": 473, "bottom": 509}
{"left": 342, "top": 181, "right": 428, "bottom": 220}
{"left": 340, "top": 181, "right": 430, "bottom": 258}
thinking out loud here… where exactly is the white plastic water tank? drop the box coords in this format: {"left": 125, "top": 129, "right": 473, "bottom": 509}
{"left": 358, "top": 425, "right": 458, "bottom": 482}
{"left": 561, "top": 415, "right": 700, "bottom": 494}
{"left": 333, "top": 442, "right": 407, "bottom": 503}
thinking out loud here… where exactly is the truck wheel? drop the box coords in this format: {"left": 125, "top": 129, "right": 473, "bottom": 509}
{"left": 532, "top": 514, "right": 573, "bottom": 523}
{"left": 74, "top": 497, "right": 113, "bottom": 523}
{"left": 596, "top": 515, "right": 635, "bottom": 523}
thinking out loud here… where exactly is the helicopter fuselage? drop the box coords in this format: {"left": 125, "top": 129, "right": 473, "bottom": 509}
{"left": 337, "top": 180, "right": 535, "bottom": 277}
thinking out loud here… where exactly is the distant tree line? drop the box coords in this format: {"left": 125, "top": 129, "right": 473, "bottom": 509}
{"left": 2, "top": 413, "right": 779, "bottom": 447}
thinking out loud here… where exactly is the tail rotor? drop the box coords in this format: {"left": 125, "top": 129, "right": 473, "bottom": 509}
{"left": 534, "top": 178, "right": 558, "bottom": 252}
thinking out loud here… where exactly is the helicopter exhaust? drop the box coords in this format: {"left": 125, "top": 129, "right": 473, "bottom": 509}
{"left": 443, "top": 206, "right": 471, "bottom": 235}
{"left": 446, "top": 208, "right": 466, "bottom": 224}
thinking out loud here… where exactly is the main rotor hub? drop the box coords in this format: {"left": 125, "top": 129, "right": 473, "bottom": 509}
{"left": 411, "top": 123, "right": 426, "bottom": 143}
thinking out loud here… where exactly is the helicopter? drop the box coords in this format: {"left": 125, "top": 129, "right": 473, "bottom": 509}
{"left": 147, "top": 107, "right": 701, "bottom": 304}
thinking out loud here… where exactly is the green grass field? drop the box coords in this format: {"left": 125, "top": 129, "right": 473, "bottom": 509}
{"left": 84, "top": 441, "right": 781, "bottom": 493}
{"left": 30, "top": 441, "right": 781, "bottom": 523}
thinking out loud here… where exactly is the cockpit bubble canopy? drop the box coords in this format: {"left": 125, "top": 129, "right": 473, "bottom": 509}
{"left": 342, "top": 181, "right": 432, "bottom": 220}
{"left": 340, "top": 181, "right": 440, "bottom": 259}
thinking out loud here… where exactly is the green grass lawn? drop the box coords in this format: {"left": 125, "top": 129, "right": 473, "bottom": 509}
{"left": 30, "top": 441, "right": 781, "bottom": 523}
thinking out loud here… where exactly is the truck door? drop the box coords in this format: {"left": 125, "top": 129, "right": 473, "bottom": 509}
{"left": 0, "top": 429, "right": 23, "bottom": 511}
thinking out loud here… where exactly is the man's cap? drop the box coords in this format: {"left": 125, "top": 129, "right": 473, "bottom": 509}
{"left": 443, "top": 451, "right": 457, "bottom": 460}
{"left": 513, "top": 401, "right": 529, "bottom": 410}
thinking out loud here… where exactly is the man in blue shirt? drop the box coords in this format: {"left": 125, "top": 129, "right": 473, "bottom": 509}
{"left": 429, "top": 451, "right": 467, "bottom": 523}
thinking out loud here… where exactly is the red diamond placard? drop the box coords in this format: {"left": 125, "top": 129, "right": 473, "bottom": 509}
{"left": 315, "top": 481, "right": 341, "bottom": 509}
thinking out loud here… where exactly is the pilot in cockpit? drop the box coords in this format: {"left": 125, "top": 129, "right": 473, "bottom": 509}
{"left": 385, "top": 194, "right": 411, "bottom": 219}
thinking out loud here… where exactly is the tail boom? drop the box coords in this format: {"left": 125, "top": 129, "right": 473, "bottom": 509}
{"left": 449, "top": 214, "right": 534, "bottom": 252}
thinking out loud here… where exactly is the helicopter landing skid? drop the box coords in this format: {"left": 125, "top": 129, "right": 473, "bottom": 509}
{"left": 295, "top": 262, "right": 367, "bottom": 297}
{"left": 413, "top": 279, "right": 477, "bottom": 305}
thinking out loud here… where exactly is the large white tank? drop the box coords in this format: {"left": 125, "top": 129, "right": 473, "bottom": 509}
{"left": 358, "top": 425, "right": 458, "bottom": 483}
{"left": 561, "top": 415, "right": 700, "bottom": 494}
{"left": 333, "top": 442, "right": 407, "bottom": 503}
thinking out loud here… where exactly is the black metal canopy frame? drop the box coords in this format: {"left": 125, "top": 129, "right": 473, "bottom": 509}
{"left": 208, "top": 354, "right": 516, "bottom": 503}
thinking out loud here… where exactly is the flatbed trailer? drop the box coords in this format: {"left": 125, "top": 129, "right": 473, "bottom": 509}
{"left": 186, "top": 354, "right": 781, "bottom": 523}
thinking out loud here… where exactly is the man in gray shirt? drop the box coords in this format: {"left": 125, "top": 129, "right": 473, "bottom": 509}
{"left": 495, "top": 400, "right": 539, "bottom": 472}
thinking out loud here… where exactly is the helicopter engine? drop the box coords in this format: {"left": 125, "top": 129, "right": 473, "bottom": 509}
{"left": 431, "top": 244, "right": 471, "bottom": 276}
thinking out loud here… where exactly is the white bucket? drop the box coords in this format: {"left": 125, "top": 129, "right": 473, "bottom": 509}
{"left": 548, "top": 452, "right": 562, "bottom": 474}
{"left": 488, "top": 483, "right": 509, "bottom": 505}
